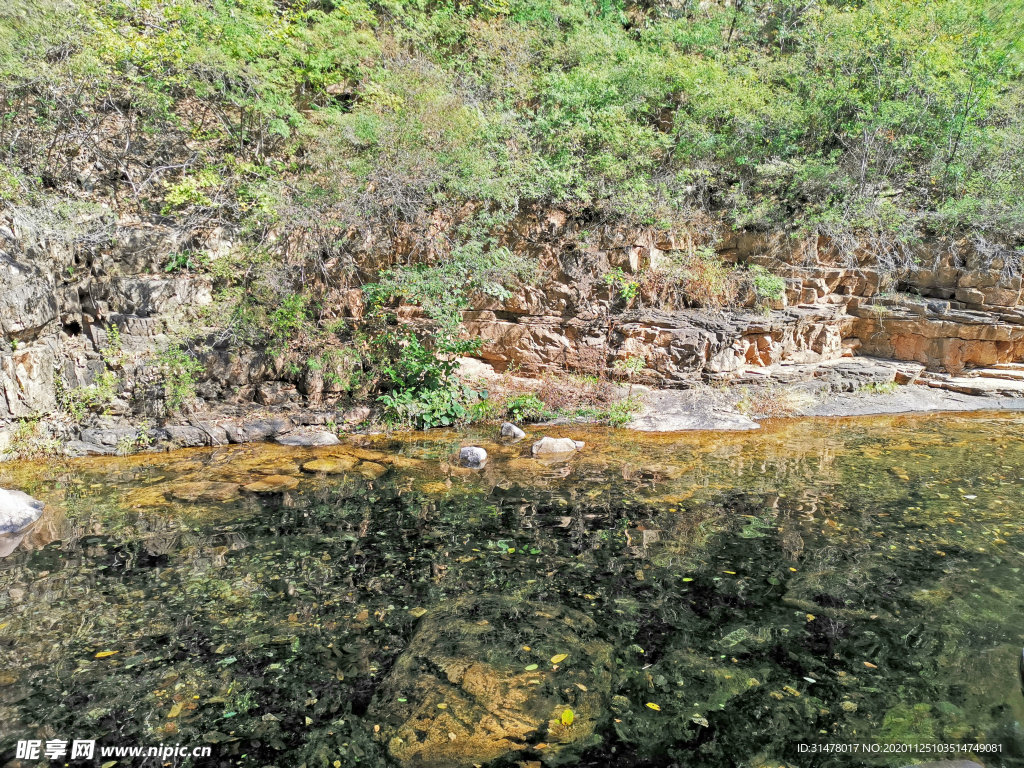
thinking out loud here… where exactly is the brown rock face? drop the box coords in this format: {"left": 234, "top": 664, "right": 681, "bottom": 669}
{"left": 368, "top": 596, "right": 614, "bottom": 768}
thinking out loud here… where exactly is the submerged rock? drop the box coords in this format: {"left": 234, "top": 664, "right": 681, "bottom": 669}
{"left": 356, "top": 461, "right": 389, "bottom": 480}
{"left": 531, "top": 436, "right": 580, "bottom": 456}
{"left": 169, "top": 482, "right": 241, "bottom": 503}
{"left": 0, "top": 488, "right": 45, "bottom": 534}
{"left": 459, "top": 446, "right": 488, "bottom": 468}
{"left": 500, "top": 422, "right": 526, "bottom": 440}
{"left": 276, "top": 431, "right": 341, "bottom": 447}
{"left": 302, "top": 456, "right": 360, "bottom": 474}
{"left": 242, "top": 475, "right": 300, "bottom": 493}
{"left": 368, "top": 595, "right": 614, "bottom": 768}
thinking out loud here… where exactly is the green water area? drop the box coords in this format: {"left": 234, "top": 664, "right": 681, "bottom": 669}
{"left": 2, "top": 413, "right": 1024, "bottom": 768}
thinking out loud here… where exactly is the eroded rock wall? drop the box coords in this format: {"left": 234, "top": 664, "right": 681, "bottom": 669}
{"left": 2, "top": 201, "right": 1023, "bottom": 432}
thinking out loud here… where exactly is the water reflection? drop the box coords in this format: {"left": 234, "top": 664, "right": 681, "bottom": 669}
{"left": 0, "top": 414, "right": 1023, "bottom": 767}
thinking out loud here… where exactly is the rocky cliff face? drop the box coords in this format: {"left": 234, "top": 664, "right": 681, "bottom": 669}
{"left": 0, "top": 210, "right": 213, "bottom": 421}
{"left": 1, "top": 203, "right": 1023, "bottom": 449}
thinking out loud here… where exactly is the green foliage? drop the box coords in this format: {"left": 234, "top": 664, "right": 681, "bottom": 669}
{"left": 363, "top": 237, "right": 535, "bottom": 332}
{"left": 373, "top": 329, "right": 484, "bottom": 429}
{"left": 56, "top": 324, "right": 122, "bottom": 421}
{"left": 748, "top": 266, "right": 786, "bottom": 304}
{"left": 156, "top": 346, "right": 205, "bottom": 413}
{"left": 603, "top": 268, "right": 640, "bottom": 303}
{"left": 504, "top": 393, "right": 551, "bottom": 423}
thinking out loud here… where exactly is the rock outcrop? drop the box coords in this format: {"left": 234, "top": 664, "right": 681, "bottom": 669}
{"left": 368, "top": 596, "right": 614, "bottom": 768}
{"left": 4, "top": 200, "right": 1024, "bottom": 454}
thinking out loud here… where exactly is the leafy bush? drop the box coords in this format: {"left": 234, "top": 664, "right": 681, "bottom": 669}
{"left": 156, "top": 346, "right": 205, "bottom": 413}
{"left": 504, "top": 393, "right": 551, "bottom": 423}
{"left": 748, "top": 266, "right": 786, "bottom": 305}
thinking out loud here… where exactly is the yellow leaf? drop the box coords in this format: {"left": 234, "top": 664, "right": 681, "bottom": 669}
{"left": 95, "top": 650, "right": 119, "bottom": 658}
{"left": 575, "top": 683, "right": 588, "bottom": 691}
{"left": 550, "top": 654, "right": 568, "bottom": 664}
{"left": 561, "top": 708, "right": 574, "bottom": 726}
{"left": 863, "top": 661, "right": 878, "bottom": 669}
{"left": 168, "top": 701, "right": 185, "bottom": 718}
{"left": 646, "top": 702, "right": 661, "bottom": 711}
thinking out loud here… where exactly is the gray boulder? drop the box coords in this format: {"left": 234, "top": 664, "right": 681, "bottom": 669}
{"left": 499, "top": 422, "right": 526, "bottom": 440}
{"left": 64, "top": 440, "right": 116, "bottom": 457}
{"left": 223, "top": 417, "right": 291, "bottom": 443}
{"left": 459, "top": 446, "right": 488, "bottom": 468}
{"left": 276, "top": 431, "right": 340, "bottom": 447}
{"left": 531, "top": 436, "right": 581, "bottom": 455}
{"left": 0, "top": 488, "right": 45, "bottom": 534}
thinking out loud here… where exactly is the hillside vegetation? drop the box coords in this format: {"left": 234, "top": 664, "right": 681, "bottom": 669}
{"left": 2, "top": 0, "right": 1023, "bottom": 424}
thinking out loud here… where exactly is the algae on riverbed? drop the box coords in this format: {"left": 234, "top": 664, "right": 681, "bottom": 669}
{"left": 1, "top": 414, "right": 1024, "bottom": 767}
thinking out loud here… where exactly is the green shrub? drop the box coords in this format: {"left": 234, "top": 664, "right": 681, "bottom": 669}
{"left": 749, "top": 266, "right": 786, "bottom": 304}
{"left": 504, "top": 393, "right": 551, "bottom": 423}
{"left": 156, "top": 347, "right": 205, "bottom": 413}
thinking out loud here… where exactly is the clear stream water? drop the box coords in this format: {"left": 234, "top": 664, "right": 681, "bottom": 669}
{"left": 1, "top": 413, "right": 1024, "bottom": 768}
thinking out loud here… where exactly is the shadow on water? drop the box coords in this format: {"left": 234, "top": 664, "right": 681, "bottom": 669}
{"left": 1, "top": 413, "right": 1024, "bottom": 767}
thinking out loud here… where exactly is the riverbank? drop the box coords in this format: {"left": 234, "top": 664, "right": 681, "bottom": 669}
{"left": 5, "top": 353, "right": 1024, "bottom": 460}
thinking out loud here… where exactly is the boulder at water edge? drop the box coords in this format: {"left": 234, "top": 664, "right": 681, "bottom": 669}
{"left": 0, "top": 488, "right": 45, "bottom": 534}
{"left": 531, "top": 436, "right": 583, "bottom": 456}
{"left": 500, "top": 422, "right": 526, "bottom": 440}
{"left": 276, "top": 431, "right": 341, "bottom": 447}
{"left": 459, "top": 447, "right": 488, "bottom": 468}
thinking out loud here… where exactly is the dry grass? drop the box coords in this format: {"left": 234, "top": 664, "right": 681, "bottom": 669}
{"left": 735, "top": 384, "right": 816, "bottom": 418}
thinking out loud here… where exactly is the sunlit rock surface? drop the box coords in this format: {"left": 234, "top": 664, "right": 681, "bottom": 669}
{"left": 369, "top": 596, "right": 613, "bottom": 768}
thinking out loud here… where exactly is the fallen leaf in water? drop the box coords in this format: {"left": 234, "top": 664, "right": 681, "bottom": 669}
{"left": 448, "top": 732, "right": 457, "bottom": 741}
{"left": 561, "top": 709, "right": 575, "bottom": 725}
{"left": 646, "top": 702, "right": 661, "bottom": 711}
{"left": 525, "top": 664, "right": 539, "bottom": 671}
{"left": 692, "top": 715, "right": 709, "bottom": 727}
{"left": 863, "top": 661, "right": 878, "bottom": 669}
{"left": 551, "top": 654, "right": 568, "bottom": 664}
{"left": 437, "top": 703, "right": 448, "bottom": 709}
{"left": 355, "top": 610, "right": 369, "bottom": 621}
{"left": 806, "top": 614, "right": 816, "bottom": 622}
{"left": 576, "top": 683, "right": 588, "bottom": 691}
{"left": 782, "top": 686, "right": 801, "bottom": 697}
{"left": 168, "top": 701, "right": 185, "bottom": 718}
{"left": 95, "top": 650, "right": 119, "bottom": 658}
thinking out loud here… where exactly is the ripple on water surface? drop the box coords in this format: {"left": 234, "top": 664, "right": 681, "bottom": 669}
{"left": 1, "top": 413, "right": 1024, "bottom": 768}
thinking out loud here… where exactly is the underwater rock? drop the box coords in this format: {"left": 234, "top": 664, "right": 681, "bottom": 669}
{"left": 302, "top": 456, "right": 360, "bottom": 474}
{"left": 368, "top": 595, "right": 614, "bottom": 768}
{"left": 531, "top": 436, "right": 580, "bottom": 456}
{"left": 356, "top": 461, "right": 389, "bottom": 480}
{"left": 276, "top": 431, "right": 341, "bottom": 447}
{"left": 0, "top": 488, "right": 45, "bottom": 534}
{"left": 169, "top": 482, "right": 241, "bottom": 503}
{"left": 459, "top": 446, "right": 488, "bottom": 468}
{"left": 500, "top": 422, "right": 526, "bottom": 440}
{"left": 242, "top": 475, "right": 300, "bottom": 493}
